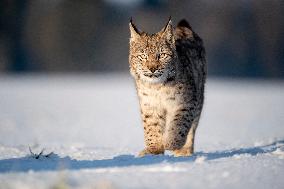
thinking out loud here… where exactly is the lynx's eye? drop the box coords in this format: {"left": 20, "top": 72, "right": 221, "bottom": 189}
{"left": 137, "top": 54, "right": 148, "bottom": 61}
{"left": 159, "top": 53, "right": 170, "bottom": 60}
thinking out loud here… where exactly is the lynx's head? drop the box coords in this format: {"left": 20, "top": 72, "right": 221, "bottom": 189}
{"left": 129, "top": 18, "right": 177, "bottom": 83}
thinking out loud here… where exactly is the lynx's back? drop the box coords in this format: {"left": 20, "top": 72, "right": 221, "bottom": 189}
{"left": 129, "top": 19, "right": 207, "bottom": 157}
{"left": 175, "top": 19, "right": 207, "bottom": 108}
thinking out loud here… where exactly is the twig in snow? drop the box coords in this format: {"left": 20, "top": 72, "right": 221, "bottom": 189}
{"left": 29, "top": 146, "right": 53, "bottom": 159}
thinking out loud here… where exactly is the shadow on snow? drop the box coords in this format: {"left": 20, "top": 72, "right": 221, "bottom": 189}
{"left": 0, "top": 139, "right": 283, "bottom": 173}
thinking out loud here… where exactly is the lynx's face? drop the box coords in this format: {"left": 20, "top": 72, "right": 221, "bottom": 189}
{"left": 129, "top": 19, "right": 177, "bottom": 83}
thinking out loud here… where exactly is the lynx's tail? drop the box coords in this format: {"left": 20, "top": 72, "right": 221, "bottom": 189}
{"left": 175, "top": 19, "right": 194, "bottom": 40}
{"left": 177, "top": 19, "right": 192, "bottom": 30}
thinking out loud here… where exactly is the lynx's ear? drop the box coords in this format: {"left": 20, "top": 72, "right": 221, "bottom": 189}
{"left": 129, "top": 18, "right": 141, "bottom": 40}
{"left": 160, "top": 17, "right": 174, "bottom": 44}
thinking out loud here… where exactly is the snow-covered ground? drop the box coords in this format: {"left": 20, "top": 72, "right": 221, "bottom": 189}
{"left": 0, "top": 74, "right": 283, "bottom": 189}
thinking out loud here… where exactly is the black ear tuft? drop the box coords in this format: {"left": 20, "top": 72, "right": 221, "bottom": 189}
{"left": 163, "top": 16, "right": 172, "bottom": 32}
{"left": 177, "top": 19, "right": 192, "bottom": 30}
{"left": 129, "top": 17, "right": 141, "bottom": 39}
{"left": 129, "top": 17, "right": 140, "bottom": 35}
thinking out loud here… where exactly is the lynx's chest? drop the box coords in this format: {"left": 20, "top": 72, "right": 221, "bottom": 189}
{"left": 136, "top": 81, "right": 182, "bottom": 109}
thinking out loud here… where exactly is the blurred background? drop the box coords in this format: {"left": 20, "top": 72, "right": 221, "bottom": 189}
{"left": 0, "top": 0, "right": 283, "bottom": 78}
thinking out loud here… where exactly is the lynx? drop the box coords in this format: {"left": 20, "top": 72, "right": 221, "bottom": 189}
{"left": 129, "top": 18, "right": 206, "bottom": 157}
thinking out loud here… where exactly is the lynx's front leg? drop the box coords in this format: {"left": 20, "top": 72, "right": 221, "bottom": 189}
{"left": 138, "top": 109, "right": 166, "bottom": 157}
{"left": 163, "top": 106, "right": 195, "bottom": 156}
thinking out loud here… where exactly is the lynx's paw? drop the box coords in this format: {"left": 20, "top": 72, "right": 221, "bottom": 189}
{"left": 173, "top": 148, "right": 193, "bottom": 157}
{"left": 138, "top": 148, "right": 164, "bottom": 157}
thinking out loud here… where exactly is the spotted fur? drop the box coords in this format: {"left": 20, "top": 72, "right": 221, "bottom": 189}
{"left": 129, "top": 18, "right": 207, "bottom": 157}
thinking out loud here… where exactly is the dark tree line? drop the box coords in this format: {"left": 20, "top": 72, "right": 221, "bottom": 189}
{"left": 0, "top": 0, "right": 283, "bottom": 78}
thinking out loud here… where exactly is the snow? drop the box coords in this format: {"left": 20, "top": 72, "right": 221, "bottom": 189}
{"left": 0, "top": 74, "right": 284, "bottom": 189}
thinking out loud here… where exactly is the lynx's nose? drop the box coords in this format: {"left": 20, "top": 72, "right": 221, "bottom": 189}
{"left": 149, "top": 67, "right": 157, "bottom": 73}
